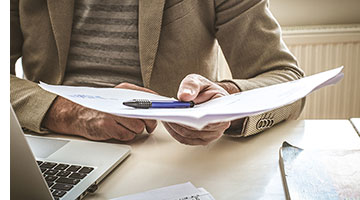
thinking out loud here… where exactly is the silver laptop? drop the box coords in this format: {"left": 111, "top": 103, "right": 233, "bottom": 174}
{"left": 10, "top": 105, "right": 131, "bottom": 200}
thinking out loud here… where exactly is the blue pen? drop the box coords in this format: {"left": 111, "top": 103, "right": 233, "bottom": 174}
{"left": 123, "top": 99, "right": 194, "bottom": 109}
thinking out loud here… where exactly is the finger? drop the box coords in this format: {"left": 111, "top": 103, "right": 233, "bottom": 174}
{"left": 163, "top": 123, "right": 209, "bottom": 145}
{"left": 167, "top": 121, "right": 230, "bottom": 136}
{"left": 201, "top": 121, "right": 231, "bottom": 131}
{"left": 84, "top": 116, "right": 136, "bottom": 141}
{"left": 177, "top": 74, "right": 205, "bottom": 102}
{"left": 164, "top": 121, "right": 229, "bottom": 132}
{"left": 177, "top": 75, "right": 227, "bottom": 104}
{"left": 83, "top": 123, "right": 112, "bottom": 141}
{"left": 107, "top": 123, "right": 137, "bottom": 141}
{"left": 194, "top": 88, "right": 228, "bottom": 103}
{"left": 115, "top": 82, "right": 158, "bottom": 94}
{"left": 165, "top": 122, "right": 225, "bottom": 140}
{"left": 113, "top": 116, "right": 146, "bottom": 135}
{"left": 142, "top": 119, "right": 158, "bottom": 133}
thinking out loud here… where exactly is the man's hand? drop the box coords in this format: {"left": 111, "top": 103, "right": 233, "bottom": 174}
{"left": 163, "top": 74, "right": 240, "bottom": 145}
{"left": 42, "top": 83, "right": 157, "bottom": 141}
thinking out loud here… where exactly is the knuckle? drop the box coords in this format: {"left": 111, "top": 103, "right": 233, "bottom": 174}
{"left": 95, "top": 119, "right": 107, "bottom": 127}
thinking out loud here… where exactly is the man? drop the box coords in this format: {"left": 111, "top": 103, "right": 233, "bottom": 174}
{"left": 10, "top": 0, "right": 305, "bottom": 145}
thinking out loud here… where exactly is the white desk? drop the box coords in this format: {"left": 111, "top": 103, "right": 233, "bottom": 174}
{"left": 73, "top": 120, "right": 359, "bottom": 200}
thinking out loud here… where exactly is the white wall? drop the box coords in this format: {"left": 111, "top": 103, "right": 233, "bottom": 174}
{"left": 269, "top": 0, "right": 360, "bottom": 26}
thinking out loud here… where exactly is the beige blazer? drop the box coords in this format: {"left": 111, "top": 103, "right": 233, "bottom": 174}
{"left": 10, "top": 0, "right": 305, "bottom": 136}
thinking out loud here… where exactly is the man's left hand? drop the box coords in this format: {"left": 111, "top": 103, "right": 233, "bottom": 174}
{"left": 163, "top": 74, "right": 240, "bottom": 145}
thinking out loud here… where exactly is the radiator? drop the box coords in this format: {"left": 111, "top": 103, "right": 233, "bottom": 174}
{"left": 217, "top": 24, "right": 360, "bottom": 119}
{"left": 283, "top": 24, "right": 360, "bottom": 119}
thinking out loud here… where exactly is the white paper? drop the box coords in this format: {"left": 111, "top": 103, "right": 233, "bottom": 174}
{"left": 111, "top": 182, "right": 215, "bottom": 200}
{"left": 39, "top": 66, "right": 344, "bottom": 129}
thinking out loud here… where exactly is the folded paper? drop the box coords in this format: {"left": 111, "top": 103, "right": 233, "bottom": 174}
{"left": 39, "top": 66, "right": 344, "bottom": 130}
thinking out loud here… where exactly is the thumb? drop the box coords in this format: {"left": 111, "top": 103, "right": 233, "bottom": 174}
{"left": 177, "top": 75, "right": 201, "bottom": 102}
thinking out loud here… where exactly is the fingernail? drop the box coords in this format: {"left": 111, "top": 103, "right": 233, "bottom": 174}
{"left": 182, "top": 88, "right": 193, "bottom": 95}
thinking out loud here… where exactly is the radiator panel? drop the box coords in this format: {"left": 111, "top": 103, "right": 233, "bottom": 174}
{"left": 284, "top": 25, "right": 360, "bottom": 119}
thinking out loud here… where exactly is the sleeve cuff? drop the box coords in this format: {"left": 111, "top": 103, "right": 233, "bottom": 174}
{"left": 224, "top": 98, "right": 305, "bottom": 137}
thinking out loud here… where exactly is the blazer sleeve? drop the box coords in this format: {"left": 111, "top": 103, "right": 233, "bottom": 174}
{"left": 10, "top": 0, "right": 57, "bottom": 133}
{"left": 214, "top": 0, "right": 306, "bottom": 137}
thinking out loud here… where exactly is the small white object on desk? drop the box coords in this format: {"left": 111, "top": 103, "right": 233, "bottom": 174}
{"left": 111, "top": 182, "right": 215, "bottom": 200}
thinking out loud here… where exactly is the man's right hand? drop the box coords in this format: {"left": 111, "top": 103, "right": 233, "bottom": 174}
{"left": 42, "top": 85, "right": 158, "bottom": 141}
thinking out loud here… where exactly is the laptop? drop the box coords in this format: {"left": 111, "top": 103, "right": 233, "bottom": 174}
{"left": 10, "top": 105, "right": 131, "bottom": 200}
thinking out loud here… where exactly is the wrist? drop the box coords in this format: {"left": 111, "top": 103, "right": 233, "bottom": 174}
{"left": 216, "top": 81, "right": 241, "bottom": 94}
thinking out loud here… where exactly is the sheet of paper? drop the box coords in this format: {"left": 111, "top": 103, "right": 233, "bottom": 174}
{"left": 111, "top": 182, "right": 215, "bottom": 200}
{"left": 39, "top": 66, "right": 344, "bottom": 129}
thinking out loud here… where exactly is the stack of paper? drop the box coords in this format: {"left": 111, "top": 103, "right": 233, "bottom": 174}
{"left": 111, "top": 182, "right": 215, "bottom": 200}
{"left": 39, "top": 66, "right": 344, "bottom": 129}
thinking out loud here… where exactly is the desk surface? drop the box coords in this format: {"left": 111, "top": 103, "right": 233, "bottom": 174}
{"left": 72, "top": 120, "right": 360, "bottom": 200}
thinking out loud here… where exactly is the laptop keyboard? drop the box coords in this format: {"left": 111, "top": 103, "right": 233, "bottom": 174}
{"left": 37, "top": 160, "right": 94, "bottom": 200}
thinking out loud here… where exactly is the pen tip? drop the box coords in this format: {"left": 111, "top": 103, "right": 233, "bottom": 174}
{"left": 123, "top": 100, "right": 151, "bottom": 108}
{"left": 123, "top": 101, "right": 137, "bottom": 107}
